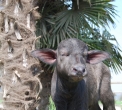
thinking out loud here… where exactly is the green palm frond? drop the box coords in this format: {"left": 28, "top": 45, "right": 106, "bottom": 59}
{"left": 37, "top": 0, "right": 117, "bottom": 47}
{"left": 81, "top": 29, "right": 122, "bottom": 73}
{"left": 35, "top": 0, "right": 121, "bottom": 73}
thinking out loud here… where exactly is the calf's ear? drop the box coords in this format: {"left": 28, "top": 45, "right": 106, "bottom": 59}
{"left": 31, "top": 49, "right": 56, "bottom": 65}
{"left": 87, "top": 50, "right": 110, "bottom": 64}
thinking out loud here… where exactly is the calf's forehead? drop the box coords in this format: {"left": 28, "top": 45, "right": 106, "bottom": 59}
{"left": 58, "top": 38, "right": 88, "bottom": 52}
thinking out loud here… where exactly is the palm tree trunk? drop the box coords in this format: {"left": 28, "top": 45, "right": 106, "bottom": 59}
{"left": 0, "top": 0, "right": 43, "bottom": 110}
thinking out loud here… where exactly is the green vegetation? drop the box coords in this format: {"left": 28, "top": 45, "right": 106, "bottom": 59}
{"left": 48, "top": 96, "right": 56, "bottom": 110}
{"left": 0, "top": 99, "right": 3, "bottom": 103}
{"left": 115, "top": 100, "right": 122, "bottom": 108}
{"left": 36, "top": 0, "right": 122, "bottom": 73}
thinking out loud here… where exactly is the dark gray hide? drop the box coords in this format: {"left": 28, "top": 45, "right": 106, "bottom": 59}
{"left": 31, "top": 38, "right": 115, "bottom": 110}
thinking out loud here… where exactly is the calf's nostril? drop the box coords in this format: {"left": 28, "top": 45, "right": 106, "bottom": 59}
{"left": 73, "top": 68, "right": 77, "bottom": 72}
{"left": 82, "top": 69, "right": 85, "bottom": 73}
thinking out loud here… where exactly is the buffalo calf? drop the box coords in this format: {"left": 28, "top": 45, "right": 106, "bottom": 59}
{"left": 31, "top": 38, "right": 115, "bottom": 110}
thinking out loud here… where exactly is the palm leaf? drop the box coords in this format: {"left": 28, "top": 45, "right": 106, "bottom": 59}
{"left": 35, "top": 0, "right": 121, "bottom": 73}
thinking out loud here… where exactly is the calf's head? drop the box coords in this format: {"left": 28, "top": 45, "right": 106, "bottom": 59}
{"left": 31, "top": 38, "right": 110, "bottom": 82}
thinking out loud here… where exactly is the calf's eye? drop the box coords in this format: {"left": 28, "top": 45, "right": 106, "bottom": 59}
{"left": 61, "top": 53, "right": 69, "bottom": 56}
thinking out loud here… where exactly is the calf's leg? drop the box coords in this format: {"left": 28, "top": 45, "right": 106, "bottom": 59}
{"left": 89, "top": 103, "right": 101, "bottom": 110}
{"left": 100, "top": 71, "right": 116, "bottom": 110}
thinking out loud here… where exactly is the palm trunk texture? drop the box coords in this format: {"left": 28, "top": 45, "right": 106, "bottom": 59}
{"left": 0, "top": 0, "right": 51, "bottom": 110}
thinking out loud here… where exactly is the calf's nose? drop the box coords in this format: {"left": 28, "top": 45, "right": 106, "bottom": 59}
{"left": 73, "top": 65, "right": 86, "bottom": 76}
